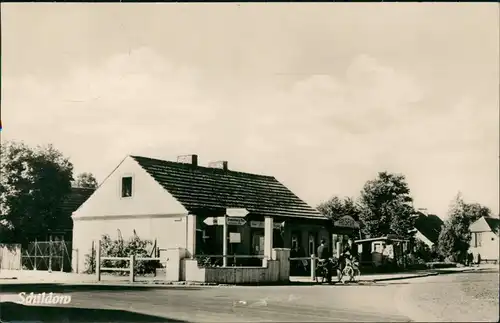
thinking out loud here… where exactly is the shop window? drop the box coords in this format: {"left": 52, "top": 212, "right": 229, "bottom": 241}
{"left": 252, "top": 233, "right": 264, "bottom": 255}
{"left": 291, "top": 235, "right": 298, "bottom": 251}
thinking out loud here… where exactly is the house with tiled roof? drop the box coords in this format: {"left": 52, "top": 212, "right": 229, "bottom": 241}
{"left": 413, "top": 211, "right": 444, "bottom": 249}
{"left": 71, "top": 154, "right": 329, "bottom": 273}
{"left": 45, "top": 186, "right": 95, "bottom": 242}
{"left": 469, "top": 215, "right": 500, "bottom": 263}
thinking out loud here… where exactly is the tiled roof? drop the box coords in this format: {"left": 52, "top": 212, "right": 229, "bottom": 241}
{"left": 52, "top": 187, "right": 95, "bottom": 231}
{"left": 131, "top": 155, "right": 325, "bottom": 219}
{"left": 61, "top": 187, "right": 95, "bottom": 216}
{"left": 414, "top": 213, "right": 444, "bottom": 244}
{"left": 484, "top": 217, "right": 500, "bottom": 234}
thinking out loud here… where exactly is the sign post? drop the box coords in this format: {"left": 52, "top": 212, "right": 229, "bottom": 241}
{"left": 203, "top": 210, "right": 249, "bottom": 268}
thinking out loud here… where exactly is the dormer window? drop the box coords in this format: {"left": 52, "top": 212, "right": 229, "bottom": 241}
{"left": 121, "top": 176, "right": 133, "bottom": 198}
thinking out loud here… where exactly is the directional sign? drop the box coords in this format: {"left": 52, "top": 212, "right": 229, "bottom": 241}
{"left": 203, "top": 217, "right": 247, "bottom": 226}
{"left": 226, "top": 208, "right": 249, "bottom": 218}
{"left": 203, "top": 217, "right": 219, "bottom": 226}
{"left": 226, "top": 217, "right": 247, "bottom": 226}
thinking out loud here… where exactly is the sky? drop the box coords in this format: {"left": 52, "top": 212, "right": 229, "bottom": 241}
{"left": 2, "top": 3, "right": 499, "bottom": 218}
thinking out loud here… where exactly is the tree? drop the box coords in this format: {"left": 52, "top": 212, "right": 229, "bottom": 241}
{"left": 358, "top": 172, "right": 416, "bottom": 239}
{"left": 437, "top": 193, "right": 492, "bottom": 263}
{"left": 463, "top": 202, "right": 492, "bottom": 223}
{"left": 75, "top": 172, "right": 98, "bottom": 188}
{"left": 0, "top": 141, "right": 73, "bottom": 244}
{"left": 317, "top": 196, "right": 361, "bottom": 223}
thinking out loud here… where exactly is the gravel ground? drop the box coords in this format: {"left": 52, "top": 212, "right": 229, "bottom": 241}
{"left": 398, "top": 269, "right": 499, "bottom": 322}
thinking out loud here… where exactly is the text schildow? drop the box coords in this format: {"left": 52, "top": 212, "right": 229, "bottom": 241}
{"left": 18, "top": 292, "right": 72, "bottom": 305}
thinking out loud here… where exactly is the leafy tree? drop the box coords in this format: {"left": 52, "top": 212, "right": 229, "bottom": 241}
{"left": 358, "top": 172, "right": 416, "bottom": 239}
{"left": 0, "top": 141, "right": 73, "bottom": 244}
{"left": 75, "top": 172, "right": 98, "bottom": 188}
{"left": 317, "top": 196, "right": 361, "bottom": 222}
{"left": 463, "top": 202, "right": 492, "bottom": 223}
{"left": 437, "top": 193, "right": 492, "bottom": 263}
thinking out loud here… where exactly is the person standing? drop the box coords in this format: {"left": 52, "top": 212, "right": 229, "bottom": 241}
{"left": 317, "top": 239, "right": 332, "bottom": 283}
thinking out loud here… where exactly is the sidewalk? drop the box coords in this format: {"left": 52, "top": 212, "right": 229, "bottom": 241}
{"left": 1, "top": 264, "right": 497, "bottom": 286}
{"left": 290, "top": 264, "right": 499, "bottom": 284}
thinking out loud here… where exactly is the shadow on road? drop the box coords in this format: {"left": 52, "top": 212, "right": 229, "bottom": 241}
{"left": 0, "top": 283, "right": 203, "bottom": 293}
{"left": 0, "top": 301, "right": 186, "bottom": 322}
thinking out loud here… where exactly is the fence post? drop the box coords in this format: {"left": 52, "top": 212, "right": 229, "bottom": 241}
{"left": 75, "top": 249, "right": 79, "bottom": 273}
{"left": 61, "top": 238, "right": 65, "bottom": 272}
{"left": 34, "top": 238, "right": 37, "bottom": 271}
{"left": 48, "top": 237, "right": 52, "bottom": 273}
{"left": 310, "top": 254, "right": 316, "bottom": 281}
{"left": 129, "top": 255, "right": 135, "bottom": 283}
{"left": 96, "top": 240, "right": 101, "bottom": 282}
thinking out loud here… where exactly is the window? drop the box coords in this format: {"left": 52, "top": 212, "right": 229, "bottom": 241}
{"left": 291, "top": 235, "right": 298, "bottom": 251}
{"left": 308, "top": 234, "right": 316, "bottom": 256}
{"left": 473, "top": 232, "right": 482, "bottom": 247}
{"left": 121, "top": 176, "right": 133, "bottom": 197}
{"left": 252, "top": 233, "right": 264, "bottom": 255}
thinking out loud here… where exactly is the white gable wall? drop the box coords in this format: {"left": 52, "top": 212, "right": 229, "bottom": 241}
{"left": 470, "top": 217, "right": 491, "bottom": 233}
{"left": 415, "top": 230, "right": 434, "bottom": 248}
{"left": 72, "top": 156, "right": 189, "bottom": 273}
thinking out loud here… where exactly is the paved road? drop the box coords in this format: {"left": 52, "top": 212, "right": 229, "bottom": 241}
{"left": 397, "top": 269, "right": 499, "bottom": 322}
{"left": 2, "top": 270, "right": 497, "bottom": 323}
{"left": 1, "top": 282, "right": 412, "bottom": 322}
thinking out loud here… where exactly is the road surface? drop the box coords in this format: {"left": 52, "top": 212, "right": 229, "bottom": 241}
{"left": 397, "top": 268, "right": 499, "bottom": 322}
{"left": 1, "top": 270, "right": 498, "bottom": 322}
{"left": 1, "top": 282, "right": 412, "bottom": 322}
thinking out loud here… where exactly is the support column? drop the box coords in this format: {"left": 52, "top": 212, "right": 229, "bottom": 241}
{"left": 263, "top": 217, "right": 273, "bottom": 266}
{"left": 223, "top": 214, "right": 228, "bottom": 267}
{"left": 186, "top": 214, "right": 197, "bottom": 258}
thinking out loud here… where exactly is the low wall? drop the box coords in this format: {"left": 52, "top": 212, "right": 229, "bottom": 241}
{"left": 184, "top": 248, "right": 290, "bottom": 284}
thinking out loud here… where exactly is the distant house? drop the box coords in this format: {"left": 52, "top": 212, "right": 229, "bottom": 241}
{"left": 469, "top": 216, "right": 500, "bottom": 263}
{"left": 413, "top": 211, "right": 444, "bottom": 249}
{"left": 71, "top": 154, "right": 328, "bottom": 273}
{"left": 46, "top": 186, "right": 95, "bottom": 242}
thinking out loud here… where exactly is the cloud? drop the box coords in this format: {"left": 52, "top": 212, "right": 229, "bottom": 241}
{"left": 3, "top": 48, "right": 498, "bottom": 217}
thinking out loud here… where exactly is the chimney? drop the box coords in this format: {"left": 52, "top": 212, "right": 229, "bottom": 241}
{"left": 208, "top": 160, "right": 228, "bottom": 171}
{"left": 177, "top": 154, "right": 198, "bottom": 166}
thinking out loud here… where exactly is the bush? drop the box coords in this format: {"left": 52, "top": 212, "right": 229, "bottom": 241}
{"left": 83, "top": 249, "right": 96, "bottom": 274}
{"left": 414, "top": 240, "right": 433, "bottom": 263}
{"left": 83, "top": 233, "right": 161, "bottom": 275}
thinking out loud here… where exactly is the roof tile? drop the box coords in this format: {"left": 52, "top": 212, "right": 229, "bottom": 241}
{"left": 131, "top": 155, "right": 324, "bottom": 219}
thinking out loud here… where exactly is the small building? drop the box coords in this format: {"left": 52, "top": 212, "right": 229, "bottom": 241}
{"left": 469, "top": 216, "right": 500, "bottom": 264}
{"left": 413, "top": 211, "right": 444, "bottom": 249}
{"left": 354, "top": 235, "right": 409, "bottom": 270}
{"left": 71, "top": 154, "right": 329, "bottom": 273}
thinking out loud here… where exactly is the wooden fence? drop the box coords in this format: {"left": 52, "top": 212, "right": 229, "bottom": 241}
{"left": 95, "top": 240, "right": 162, "bottom": 283}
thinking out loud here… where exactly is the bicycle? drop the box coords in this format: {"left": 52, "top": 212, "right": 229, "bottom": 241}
{"left": 338, "top": 257, "right": 360, "bottom": 283}
{"left": 315, "top": 257, "right": 341, "bottom": 284}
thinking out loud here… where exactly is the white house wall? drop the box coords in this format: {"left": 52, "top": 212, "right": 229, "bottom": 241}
{"left": 415, "top": 230, "right": 434, "bottom": 248}
{"left": 71, "top": 156, "right": 189, "bottom": 273}
{"left": 469, "top": 231, "right": 499, "bottom": 262}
